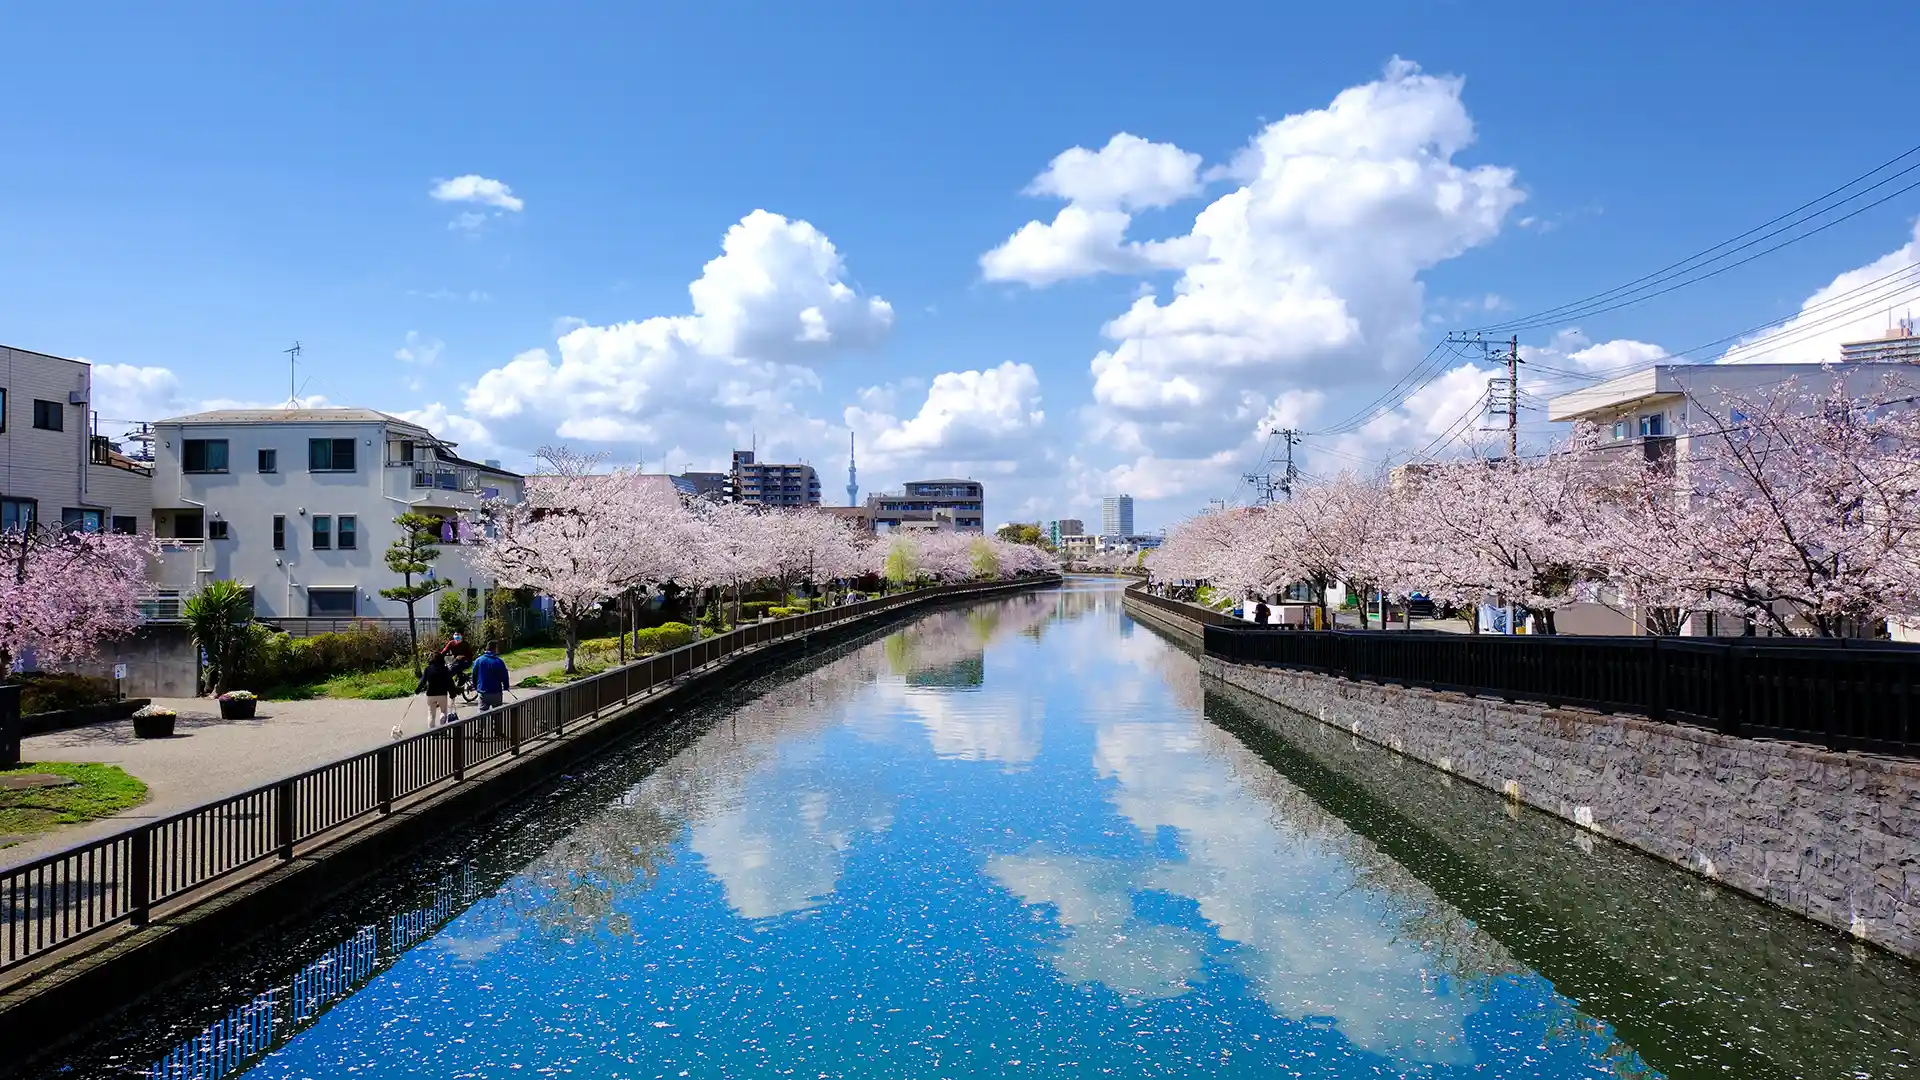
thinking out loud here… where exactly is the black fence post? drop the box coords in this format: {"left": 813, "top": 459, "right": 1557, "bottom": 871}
{"left": 129, "top": 824, "right": 152, "bottom": 926}
{"left": 1650, "top": 638, "right": 1667, "bottom": 723}
{"left": 0, "top": 682, "right": 20, "bottom": 769}
{"left": 453, "top": 723, "right": 466, "bottom": 781}
{"left": 377, "top": 746, "right": 394, "bottom": 815}
{"left": 510, "top": 706, "right": 523, "bottom": 756}
{"left": 276, "top": 780, "right": 296, "bottom": 861}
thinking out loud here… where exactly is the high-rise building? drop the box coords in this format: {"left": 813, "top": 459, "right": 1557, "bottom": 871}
{"left": 729, "top": 449, "right": 821, "bottom": 507}
{"left": 1047, "top": 519, "right": 1083, "bottom": 547}
{"left": 1101, "top": 495, "right": 1134, "bottom": 538}
{"left": 1840, "top": 319, "right": 1920, "bottom": 364}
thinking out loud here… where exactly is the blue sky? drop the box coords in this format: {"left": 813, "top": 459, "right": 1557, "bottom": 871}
{"left": 3, "top": 2, "right": 1918, "bottom": 529}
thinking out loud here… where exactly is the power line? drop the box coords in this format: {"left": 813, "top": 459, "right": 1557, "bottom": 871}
{"left": 1471, "top": 142, "right": 1920, "bottom": 334}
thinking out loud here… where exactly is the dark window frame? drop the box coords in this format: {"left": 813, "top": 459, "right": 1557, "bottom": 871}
{"left": 308, "top": 438, "right": 357, "bottom": 473}
{"left": 31, "top": 398, "right": 64, "bottom": 432}
{"left": 258, "top": 448, "right": 278, "bottom": 474}
{"left": 111, "top": 515, "right": 138, "bottom": 536}
{"left": 2, "top": 495, "right": 37, "bottom": 530}
{"left": 182, "top": 438, "right": 231, "bottom": 474}
{"left": 60, "top": 508, "right": 105, "bottom": 533}
{"left": 306, "top": 588, "right": 357, "bottom": 617}
{"left": 0, "top": 387, "right": 7, "bottom": 433}
{"left": 208, "top": 520, "right": 230, "bottom": 541}
{"left": 337, "top": 515, "right": 357, "bottom": 550}
{"left": 272, "top": 515, "right": 286, "bottom": 551}
{"left": 312, "top": 515, "right": 332, "bottom": 550}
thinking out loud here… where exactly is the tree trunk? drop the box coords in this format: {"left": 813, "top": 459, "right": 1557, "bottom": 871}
{"left": 403, "top": 571, "right": 422, "bottom": 676}
{"left": 564, "top": 618, "right": 580, "bottom": 674}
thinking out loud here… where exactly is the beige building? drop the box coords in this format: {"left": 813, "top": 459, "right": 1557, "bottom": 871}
{"left": 0, "top": 345, "right": 153, "bottom": 536}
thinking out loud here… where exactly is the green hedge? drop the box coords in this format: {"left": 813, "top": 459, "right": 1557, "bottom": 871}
{"left": 631, "top": 622, "right": 695, "bottom": 655}
{"left": 16, "top": 673, "right": 117, "bottom": 715}
{"left": 768, "top": 606, "right": 804, "bottom": 618}
{"left": 244, "top": 623, "right": 412, "bottom": 691}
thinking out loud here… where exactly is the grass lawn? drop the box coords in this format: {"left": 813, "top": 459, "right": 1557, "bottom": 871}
{"left": 0, "top": 762, "right": 149, "bottom": 842}
{"left": 261, "top": 637, "right": 638, "bottom": 700}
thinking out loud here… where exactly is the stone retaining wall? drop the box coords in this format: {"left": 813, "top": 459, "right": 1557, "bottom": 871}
{"left": 1199, "top": 656, "right": 1920, "bottom": 960}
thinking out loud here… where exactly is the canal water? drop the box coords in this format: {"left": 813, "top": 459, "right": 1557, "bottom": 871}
{"left": 32, "top": 577, "right": 1920, "bottom": 1078}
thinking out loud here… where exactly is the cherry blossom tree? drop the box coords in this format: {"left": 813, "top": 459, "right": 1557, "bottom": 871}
{"left": 1657, "top": 374, "right": 1920, "bottom": 636}
{"left": 469, "top": 447, "right": 641, "bottom": 672}
{"left": 0, "top": 524, "right": 151, "bottom": 677}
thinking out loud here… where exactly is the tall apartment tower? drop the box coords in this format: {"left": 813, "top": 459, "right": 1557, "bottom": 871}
{"left": 846, "top": 432, "right": 859, "bottom": 507}
{"left": 1101, "top": 494, "right": 1134, "bottom": 538}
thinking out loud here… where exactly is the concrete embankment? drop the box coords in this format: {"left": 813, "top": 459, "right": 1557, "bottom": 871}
{"left": 1121, "top": 587, "right": 1920, "bottom": 961}
{"left": 0, "top": 576, "right": 1057, "bottom": 1067}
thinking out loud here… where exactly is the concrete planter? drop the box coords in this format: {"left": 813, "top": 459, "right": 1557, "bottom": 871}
{"left": 218, "top": 698, "right": 258, "bottom": 720}
{"left": 132, "top": 712, "right": 177, "bottom": 739}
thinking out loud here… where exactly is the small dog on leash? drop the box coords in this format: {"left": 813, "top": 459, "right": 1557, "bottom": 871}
{"left": 390, "top": 725, "right": 403, "bottom": 741}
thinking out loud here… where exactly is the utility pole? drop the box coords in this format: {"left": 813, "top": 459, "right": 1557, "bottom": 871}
{"left": 1505, "top": 334, "right": 1520, "bottom": 459}
{"left": 1277, "top": 428, "right": 1300, "bottom": 500}
{"left": 1447, "top": 332, "right": 1525, "bottom": 459}
{"left": 283, "top": 341, "right": 303, "bottom": 406}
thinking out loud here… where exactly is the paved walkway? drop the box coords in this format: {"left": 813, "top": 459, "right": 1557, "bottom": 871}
{"left": 3, "top": 691, "right": 524, "bottom": 869}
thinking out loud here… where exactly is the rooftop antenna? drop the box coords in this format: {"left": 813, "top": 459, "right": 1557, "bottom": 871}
{"left": 282, "top": 341, "right": 303, "bottom": 407}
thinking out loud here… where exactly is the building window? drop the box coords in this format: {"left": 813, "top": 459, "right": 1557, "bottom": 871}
{"left": 31, "top": 399, "right": 64, "bottom": 431}
{"left": 307, "top": 588, "right": 357, "bottom": 617}
{"left": 258, "top": 448, "right": 278, "bottom": 474}
{"left": 1639, "top": 413, "right": 1666, "bottom": 438}
{"left": 337, "top": 515, "right": 357, "bottom": 550}
{"left": 208, "top": 520, "right": 230, "bottom": 540}
{"left": 0, "top": 387, "right": 7, "bottom": 432}
{"left": 61, "top": 508, "right": 105, "bottom": 533}
{"left": 313, "top": 515, "right": 332, "bottom": 549}
{"left": 309, "top": 438, "right": 356, "bottom": 472}
{"left": 111, "top": 515, "right": 138, "bottom": 535}
{"left": 171, "top": 510, "right": 205, "bottom": 540}
{"left": 1610, "top": 420, "right": 1627, "bottom": 441}
{"left": 183, "top": 439, "right": 230, "bottom": 473}
{"left": 2, "top": 498, "right": 37, "bottom": 532}
{"left": 273, "top": 515, "right": 286, "bottom": 551}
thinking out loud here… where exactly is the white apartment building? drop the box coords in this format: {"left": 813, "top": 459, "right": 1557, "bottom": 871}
{"left": 1548, "top": 360, "right": 1917, "bottom": 636}
{"left": 148, "top": 408, "right": 523, "bottom": 623}
{"left": 0, "top": 345, "right": 153, "bottom": 536}
{"left": 1101, "top": 495, "right": 1134, "bottom": 539}
{"left": 1547, "top": 361, "right": 1915, "bottom": 471}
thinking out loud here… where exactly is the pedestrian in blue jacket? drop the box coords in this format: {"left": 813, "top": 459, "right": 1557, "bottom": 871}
{"left": 473, "top": 641, "right": 509, "bottom": 724}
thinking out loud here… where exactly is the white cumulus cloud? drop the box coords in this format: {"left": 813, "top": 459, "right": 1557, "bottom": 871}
{"left": 461, "top": 209, "right": 891, "bottom": 469}
{"left": 1720, "top": 218, "right": 1920, "bottom": 365}
{"left": 89, "top": 363, "right": 186, "bottom": 421}
{"left": 994, "top": 58, "right": 1525, "bottom": 503}
{"left": 982, "top": 134, "right": 1208, "bottom": 286}
{"left": 848, "top": 361, "right": 1044, "bottom": 464}
{"left": 429, "top": 174, "right": 525, "bottom": 212}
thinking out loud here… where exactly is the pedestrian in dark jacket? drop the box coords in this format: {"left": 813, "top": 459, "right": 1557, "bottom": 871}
{"left": 418, "top": 653, "right": 454, "bottom": 726}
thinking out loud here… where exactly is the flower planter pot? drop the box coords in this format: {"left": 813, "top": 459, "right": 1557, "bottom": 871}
{"left": 132, "top": 713, "right": 176, "bottom": 739}
{"left": 218, "top": 698, "right": 258, "bottom": 720}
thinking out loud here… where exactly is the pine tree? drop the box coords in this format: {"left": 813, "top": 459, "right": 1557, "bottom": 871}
{"left": 381, "top": 512, "right": 450, "bottom": 675}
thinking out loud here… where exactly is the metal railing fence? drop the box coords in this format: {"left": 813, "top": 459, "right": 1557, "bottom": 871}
{"left": 0, "top": 575, "right": 1055, "bottom": 972}
{"left": 1164, "top": 586, "right": 1920, "bottom": 758}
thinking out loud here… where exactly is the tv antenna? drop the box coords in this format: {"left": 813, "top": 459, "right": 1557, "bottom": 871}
{"left": 283, "top": 341, "right": 303, "bottom": 406}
